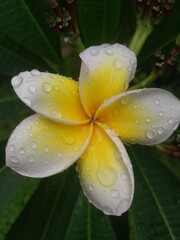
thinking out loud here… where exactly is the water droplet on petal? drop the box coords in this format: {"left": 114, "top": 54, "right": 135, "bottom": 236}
{"left": 120, "top": 96, "right": 129, "bottom": 105}
{"left": 145, "top": 117, "right": 152, "bottom": 123}
{"left": 28, "top": 86, "right": 36, "bottom": 93}
{"left": 146, "top": 130, "right": 155, "bottom": 139}
{"left": 111, "top": 190, "right": 119, "bottom": 198}
{"left": 31, "top": 69, "right": 40, "bottom": 76}
{"left": 121, "top": 173, "right": 128, "bottom": 180}
{"left": 9, "top": 145, "right": 15, "bottom": 152}
{"left": 90, "top": 48, "right": 99, "bottom": 56}
{"left": 114, "top": 59, "right": 123, "bottom": 70}
{"left": 89, "top": 185, "right": 94, "bottom": 192}
{"left": 158, "top": 111, "right": 164, "bottom": 117}
{"left": 27, "top": 125, "right": 32, "bottom": 130}
{"left": 168, "top": 118, "right": 174, "bottom": 124}
{"left": 43, "top": 83, "right": 52, "bottom": 93}
{"left": 105, "top": 48, "right": 113, "bottom": 55}
{"left": 155, "top": 99, "right": 160, "bottom": 105}
{"left": 10, "top": 156, "right": 18, "bottom": 163}
{"left": 63, "top": 136, "right": 75, "bottom": 145}
{"left": 27, "top": 155, "right": 35, "bottom": 163}
{"left": 58, "top": 152, "right": 63, "bottom": 158}
{"left": 19, "top": 148, "right": 25, "bottom": 154}
{"left": 31, "top": 142, "right": 37, "bottom": 149}
{"left": 44, "top": 146, "right": 49, "bottom": 153}
{"left": 157, "top": 127, "right": 164, "bottom": 135}
{"left": 11, "top": 76, "right": 23, "bottom": 89}
{"left": 96, "top": 165, "right": 117, "bottom": 186}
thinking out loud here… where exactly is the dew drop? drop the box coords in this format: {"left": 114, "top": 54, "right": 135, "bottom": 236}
{"left": 74, "top": 146, "right": 79, "bottom": 152}
{"left": 146, "top": 130, "right": 155, "bottom": 139}
{"left": 89, "top": 185, "right": 94, "bottom": 192}
{"left": 44, "top": 146, "right": 49, "bottom": 153}
{"left": 31, "top": 142, "right": 37, "bottom": 149}
{"left": 135, "top": 119, "right": 139, "bottom": 124}
{"left": 168, "top": 118, "right": 174, "bottom": 124}
{"left": 43, "top": 83, "right": 52, "bottom": 93}
{"left": 10, "top": 156, "right": 18, "bottom": 163}
{"left": 120, "top": 96, "right": 129, "bottom": 105}
{"left": 35, "top": 121, "right": 40, "bottom": 126}
{"left": 105, "top": 48, "right": 113, "bottom": 55}
{"left": 90, "top": 48, "right": 99, "bottom": 56}
{"left": 111, "top": 190, "right": 119, "bottom": 198}
{"left": 96, "top": 165, "right": 117, "bottom": 186}
{"left": 145, "top": 117, "right": 152, "bottom": 123}
{"left": 11, "top": 76, "right": 23, "bottom": 89}
{"left": 31, "top": 69, "right": 40, "bottom": 76}
{"left": 27, "top": 125, "right": 32, "bottom": 130}
{"left": 9, "top": 145, "right": 15, "bottom": 152}
{"left": 58, "top": 152, "right": 63, "bottom": 158}
{"left": 155, "top": 99, "right": 160, "bottom": 105}
{"left": 63, "top": 136, "right": 75, "bottom": 145}
{"left": 86, "top": 165, "right": 91, "bottom": 172}
{"left": 27, "top": 155, "right": 35, "bottom": 163}
{"left": 121, "top": 173, "right": 128, "bottom": 180}
{"left": 130, "top": 59, "right": 135, "bottom": 65}
{"left": 19, "top": 148, "right": 25, "bottom": 154}
{"left": 157, "top": 127, "right": 164, "bottom": 135}
{"left": 133, "top": 105, "right": 137, "bottom": 109}
{"left": 158, "top": 111, "right": 164, "bottom": 117}
{"left": 28, "top": 86, "right": 36, "bottom": 93}
{"left": 128, "top": 66, "right": 132, "bottom": 72}
{"left": 114, "top": 59, "right": 123, "bottom": 70}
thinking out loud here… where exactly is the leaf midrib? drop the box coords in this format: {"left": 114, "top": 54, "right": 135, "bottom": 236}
{"left": 131, "top": 149, "right": 176, "bottom": 240}
{"left": 20, "top": 0, "right": 60, "bottom": 64}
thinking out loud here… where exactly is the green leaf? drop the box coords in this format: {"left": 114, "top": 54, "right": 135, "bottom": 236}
{"left": 0, "top": 167, "right": 39, "bottom": 240}
{"left": 76, "top": 0, "right": 121, "bottom": 46}
{"left": 64, "top": 191, "right": 116, "bottom": 240}
{"left": 128, "top": 146, "right": 180, "bottom": 240}
{"left": 0, "top": 0, "right": 61, "bottom": 66}
{"left": 0, "top": 32, "right": 52, "bottom": 76}
{"left": 6, "top": 167, "right": 80, "bottom": 240}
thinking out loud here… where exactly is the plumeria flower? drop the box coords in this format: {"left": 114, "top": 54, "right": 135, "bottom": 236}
{"left": 6, "top": 44, "right": 180, "bottom": 216}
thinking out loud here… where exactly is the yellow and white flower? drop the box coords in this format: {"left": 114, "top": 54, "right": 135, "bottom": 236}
{"left": 6, "top": 44, "right": 180, "bottom": 216}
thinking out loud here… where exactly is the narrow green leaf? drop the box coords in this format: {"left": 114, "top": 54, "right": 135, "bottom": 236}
{"left": 0, "top": 32, "right": 52, "bottom": 76}
{"left": 0, "top": 0, "right": 61, "bottom": 65}
{"left": 6, "top": 167, "right": 80, "bottom": 240}
{"left": 0, "top": 167, "right": 39, "bottom": 240}
{"left": 128, "top": 146, "right": 180, "bottom": 240}
{"left": 64, "top": 191, "right": 116, "bottom": 240}
{"left": 76, "top": 0, "right": 121, "bottom": 46}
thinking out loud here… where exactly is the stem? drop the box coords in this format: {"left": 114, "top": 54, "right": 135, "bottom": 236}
{"left": 129, "top": 71, "right": 158, "bottom": 90}
{"left": 129, "top": 19, "right": 153, "bottom": 55}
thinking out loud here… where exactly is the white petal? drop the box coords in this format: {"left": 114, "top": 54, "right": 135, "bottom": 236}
{"left": 79, "top": 44, "right": 137, "bottom": 115}
{"left": 77, "top": 125, "right": 134, "bottom": 216}
{"left": 11, "top": 70, "right": 89, "bottom": 124}
{"left": 96, "top": 88, "right": 180, "bottom": 145}
{"left": 6, "top": 114, "right": 92, "bottom": 178}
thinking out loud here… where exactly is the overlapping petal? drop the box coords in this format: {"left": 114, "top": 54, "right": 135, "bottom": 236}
{"left": 79, "top": 44, "right": 137, "bottom": 116}
{"left": 96, "top": 88, "right": 180, "bottom": 145}
{"left": 6, "top": 114, "right": 93, "bottom": 178}
{"left": 77, "top": 125, "right": 134, "bottom": 216}
{"left": 11, "top": 70, "right": 89, "bottom": 124}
